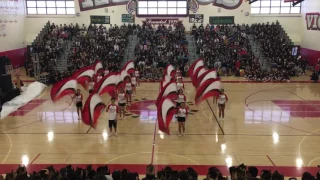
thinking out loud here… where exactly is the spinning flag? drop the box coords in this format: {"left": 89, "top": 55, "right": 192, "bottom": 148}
{"left": 50, "top": 77, "right": 77, "bottom": 102}
{"left": 94, "top": 72, "right": 119, "bottom": 97}
{"left": 195, "top": 78, "right": 221, "bottom": 105}
{"left": 72, "top": 66, "right": 95, "bottom": 89}
{"left": 164, "top": 64, "right": 176, "bottom": 78}
{"left": 121, "top": 60, "right": 135, "bottom": 75}
{"left": 81, "top": 93, "right": 106, "bottom": 128}
{"left": 94, "top": 61, "right": 104, "bottom": 75}
{"left": 196, "top": 69, "right": 217, "bottom": 87}
{"left": 192, "top": 66, "right": 207, "bottom": 87}
{"left": 160, "top": 75, "right": 172, "bottom": 89}
{"left": 157, "top": 97, "right": 178, "bottom": 134}
{"left": 188, "top": 58, "right": 204, "bottom": 81}
{"left": 156, "top": 81, "right": 178, "bottom": 106}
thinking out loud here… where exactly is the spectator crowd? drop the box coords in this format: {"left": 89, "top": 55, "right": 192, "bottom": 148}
{"left": 1, "top": 163, "right": 319, "bottom": 180}
{"left": 27, "top": 21, "right": 315, "bottom": 84}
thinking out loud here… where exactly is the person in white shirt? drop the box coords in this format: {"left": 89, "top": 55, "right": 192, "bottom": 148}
{"left": 134, "top": 70, "right": 140, "bottom": 87}
{"left": 175, "top": 71, "right": 182, "bottom": 81}
{"left": 106, "top": 98, "right": 119, "bottom": 136}
{"left": 72, "top": 89, "right": 83, "bottom": 120}
{"left": 117, "top": 88, "right": 126, "bottom": 119}
{"left": 217, "top": 89, "right": 228, "bottom": 121}
{"left": 114, "top": 44, "right": 119, "bottom": 52}
{"left": 125, "top": 78, "right": 133, "bottom": 106}
{"left": 131, "top": 74, "right": 137, "bottom": 97}
{"left": 176, "top": 78, "right": 184, "bottom": 91}
{"left": 176, "top": 89, "right": 186, "bottom": 108}
{"left": 177, "top": 102, "right": 188, "bottom": 136}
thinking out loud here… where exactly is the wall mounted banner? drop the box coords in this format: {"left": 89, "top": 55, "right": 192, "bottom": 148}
{"left": 189, "top": 14, "right": 203, "bottom": 23}
{"left": 209, "top": 16, "right": 234, "bottom": 25}
{"left": 305, "top": 12, "right": 320, "bottom": 30}
{"left": 142, "top": 19, "right": 182, "bottom": 25}
{"left": 122, "top": 14, "right": 135, "bottom": 23}
{"left": 90, "top": 15, "right": 110, "bottom": 24}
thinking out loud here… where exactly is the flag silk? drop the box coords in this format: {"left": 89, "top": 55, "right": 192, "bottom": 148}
{"left": 157, "top": 98, "right": 178, "bottom": 135}
{"left": 192, "top": 66, "right": 206, "bottom": 87}
{"left": 156, "top": 81, "right": 178, "bottom": 106}
{"left": 195, "top": 79, "right": 221, "bottom": 105}
{"left": 94, "top": 72, "right": 119, "bottom": 96}
{"left": 72, "top": 66, "right": 95, "bottom": 89}
{"left": 188, "top": 58, "right": 203, "bottom": 79}
{"left": 160, "top": 75, "right": 172, "bottom": 88}
{"left": 82, "top": 93, "right": 106, "bottom": 128}
{"left": 164, "top": 64, "right": 176, "bottom": 78}
{"left": 50, "top": 77, "right": 77, "bottom": 102}
{"left": 94, "top": 61, "right": 104, "bottom": 75}
{"left": 121, "top": 60, "right": 135, "bottom": 74}
{"left": 196, "top": 69, "right": 218, "bottom": 88}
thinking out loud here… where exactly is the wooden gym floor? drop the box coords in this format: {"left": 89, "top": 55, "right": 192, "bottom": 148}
{"left": 0, "top": 70, "right": 320, "bottom": 176}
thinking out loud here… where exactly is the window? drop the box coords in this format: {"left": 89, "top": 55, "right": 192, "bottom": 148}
{"left": 251, "top": 0, "right": 301, "bottom": 14}
{"left": 137, "top": 0, "right": 188, "bottom": 16}
{"left": 26, "top": 0, "right": 75, "bottom": 15}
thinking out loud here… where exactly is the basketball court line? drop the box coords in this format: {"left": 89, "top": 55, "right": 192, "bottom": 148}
{"left": 266, "top": 155, "right": 276, "bottom": 166}
{"left": 205, "top": 99, "right": 225, "bottom": 135}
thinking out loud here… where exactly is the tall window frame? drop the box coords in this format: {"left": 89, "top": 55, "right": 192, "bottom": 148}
{"left": 26, "top": 0, "right": 75, "bottom": 15}
{"left": 137, "top": 0, "right": 189, "bottom": 17}
{"left": 251, "top": 0, "right": 301, "bottom": 14}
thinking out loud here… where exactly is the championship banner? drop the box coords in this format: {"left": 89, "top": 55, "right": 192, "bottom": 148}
{"left": 142, "top": 18, "right": 182, "bottom": 25}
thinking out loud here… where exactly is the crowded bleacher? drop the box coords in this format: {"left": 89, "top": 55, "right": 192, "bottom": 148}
{"left": 134, "top": 22, "right": 189, "bottom": 81}
{"left": 27, "top": 21, "right": 314, "bottom": 84}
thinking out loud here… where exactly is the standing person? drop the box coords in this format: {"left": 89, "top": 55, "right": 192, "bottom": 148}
{"left": 125, "top": 77, "right": 133, "bottom": 106}
{"left": 117, "top": 88, "right": 126, "bottom": 119}
{"left": 176, "top": 89, "right": 186, "bottom": 108}
{"left": 131, "top": 74, "right": 137, "bottom": 97}
{"left": 135, "top": 69, "right": 140, "bottom": 87}
{"left": 106, "top": 98, "right": 119, "bottom": 137}
{"left": 73, "top": 89, "right": 83, "bottom": 120}
{"left": 217, "top": 89, "right": 228, "bottom": 121}
{"left": 176, "top": 78, "right": 184, "bottom": 91}
{"left": 177, "top": 102, "right": 188, "bottom": 136}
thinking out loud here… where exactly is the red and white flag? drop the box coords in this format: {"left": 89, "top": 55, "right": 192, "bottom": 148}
{"left": 157, "top": 97, "right": 178, "bottom": 134}
{"left": 94, "top": 60, "right": 104, "bottom": 75}
{"left": 188, "top": 58, "right": 204, "bottom": 80}
{"left": 72, "top": 66, "right": 95, "bottom": 89}
{"left": 196, "top": 69, "right": 217, "bottom": 87}
{"left": 81, "top": 93, "right": 106, "bottom": 128}
{"left": 156, "top": 81, "right": 178, "bottom": 106}
{"left": 50, "top": 77, "right": 77, "bottom": 102}
{"left": 94, "top": 72, "right": 119, "bottom": 97}
{"left": 164, "top": 64, "right": 176, "bottom": 78}
{"left": 121, "top": 60, "right": 135, "bottom": 75}
{"left": 195, "top": 79, "right": 221, "bottom": 105}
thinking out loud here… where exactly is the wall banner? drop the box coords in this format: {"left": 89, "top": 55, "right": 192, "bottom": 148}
{"left": 305, "top": 13, "right": 320, "bottom": 30}
{"left": 189, "top": 14, "right": 203, "bottom": 23}
{"left": 142, "top": 19, "right": 182, "bottom": 25}
{"left": 122, "top": 14, "right": 135, "bottom": 23}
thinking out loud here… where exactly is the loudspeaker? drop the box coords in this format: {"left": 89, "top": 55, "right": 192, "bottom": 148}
{"left": 0, "top": 74, "right": 13, "bottom": 93}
